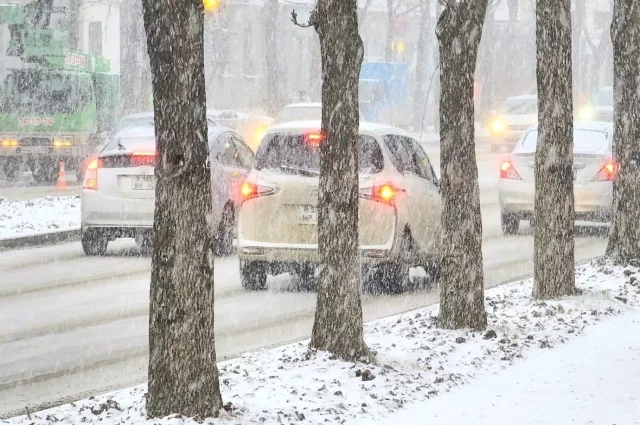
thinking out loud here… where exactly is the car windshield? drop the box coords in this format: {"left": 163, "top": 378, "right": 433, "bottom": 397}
{"left": 593, "top": 88, "right": 613, "bottom": 107}
{"left": 255, "top": 133, "right": 384, "bottom": 175}
{"left": 499, "top": 98, "right": 538, "bottom": 115}
{"left": 0, "top": 70, "right": 92, "bottom": 115}
{"left": 518, "top": 129, "right": 610, "bottom": 154}
{"left": 274, "top": 106, "right": 322, "bottom": 124}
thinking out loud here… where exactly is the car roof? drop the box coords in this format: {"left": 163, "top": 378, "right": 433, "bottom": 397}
{"left": 114, "top": 126, "right": 155, "bottom": 139}
{"left": 527, "top": 121, "right": 613, "bottom": 133}
{"left": 506, "top": 94, "right": 537, "bottom": 101}
{"left": 282, "top": 103, "right": 322, "bottom": 108}
{"left": 267, "top": 120, "right": 404, "bottom": 137}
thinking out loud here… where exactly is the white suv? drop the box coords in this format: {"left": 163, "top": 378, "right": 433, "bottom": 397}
{"left": 81, "top": 126, "right": 254, "bottom": 256}
{"left": 237, "top": 121, "right": 442, "bottom": 293}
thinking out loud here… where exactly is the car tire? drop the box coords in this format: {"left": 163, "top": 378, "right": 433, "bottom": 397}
{"left": 82, "top": 229, "right": 108, "bottom": 256}
{"left": 240, "top": 261, "right": 268, "bottom": 291}
{"left": 370, "top": 234, "right": 411, "bottom": 295}
{"left": 214, "top": 206, "right": 235, "bottom": 257}
{"left": 501, "top": 213, "right": 520, "bottom": 235}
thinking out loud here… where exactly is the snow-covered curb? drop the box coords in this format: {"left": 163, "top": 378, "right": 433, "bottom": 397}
{"left": 0, "top": 196, "right": 80, "bottom": 240}
{"left": 5, "top": 259, "right": 639, "bottom": 425}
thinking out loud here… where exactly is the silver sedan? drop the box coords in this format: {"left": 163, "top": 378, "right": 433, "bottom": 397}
{"left": 499, "top": 121, "right": 615, "bottom": 234}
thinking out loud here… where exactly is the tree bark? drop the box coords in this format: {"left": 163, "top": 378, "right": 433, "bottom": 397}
{"left": 532, "top": 0, "right": 576, "bottom": 299}
{"left": 142, "top": 0, "right": 223, "bottom": 418}
{"left": 308, "top": 0, "right": 368, "bottom": 360}
{"left": 605, "top": 1, "right": 640, "bottom": 261}
{"left": 436, "top": 0, "right": 488, "bottom": 331}
{"left": 264, "top": 0, "right": 280, "bottom": 116}
{"left": 412, "top": 0, "right": 431, "bottom": 130}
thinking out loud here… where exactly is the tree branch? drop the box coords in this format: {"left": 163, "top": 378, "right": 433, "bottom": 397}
{"left": 290, "top": 9, "right": 314, "bottom": 28}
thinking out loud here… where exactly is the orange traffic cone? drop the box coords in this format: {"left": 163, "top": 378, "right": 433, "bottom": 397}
{"left": 56, "top": 161, "right": 67, "bottom": 190}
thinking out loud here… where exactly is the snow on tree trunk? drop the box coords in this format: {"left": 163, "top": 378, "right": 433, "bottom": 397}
{"left": 308, "top": 0, "right": 368, "bottom": 360}
{"left": 532, "top": 0, "right": 576, "bottom": 299}
{"left": 264, "top": 0, "right": 280, "bottom": 116}
{"left": 606, "top": 1, "right": 640, "bottom": 262}
{"left": 436, "top": 0, "right": 488, "bottom": 332}
{"left": 142, "top": 0, "right": 223, "bottom": 418}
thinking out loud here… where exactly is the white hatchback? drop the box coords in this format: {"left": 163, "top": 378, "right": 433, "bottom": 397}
{"left": 80, "top": 126, "right": 254, "bottom": 255}
{"left": 237, "top": 121, "right": 442, "bottom": 293}
{"left": 499, "top": 121, "right": 614, "bottom": 234}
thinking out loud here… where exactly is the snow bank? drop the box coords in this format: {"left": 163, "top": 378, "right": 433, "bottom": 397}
{"left": 5, "top": 259, "right": 639, "bottom": 425}
{"left": 0, "top": 196, "right": 80, "bottom": 239}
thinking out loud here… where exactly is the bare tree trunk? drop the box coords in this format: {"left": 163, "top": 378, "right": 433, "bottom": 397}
{"left": 264, "top": 0, "right": 280, "bottom": 116}
{"left": 606, "top": 1, "right": 640, "bottom": 261}
{"left": 385, "top": 0, "right": 395, "bottom": 61}
{"left": 412, "top": 0, "right": 431, "bottom": 130}
{"left": 308, "top": 0, "right": 368, "bottom": 360}
{"left": 142, "top": 0, "right": 223, "bottom": 417}
{"left": 532, "top": 0, "right": 576, "bottom": 299}
{"left": 436, "top": 0, "right": 488, "bottom": 331}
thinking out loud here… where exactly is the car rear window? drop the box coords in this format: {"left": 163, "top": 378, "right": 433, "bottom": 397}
{"left": 101, "top": 136, "right": 156, "bottom": 154}
{"left": 518, "top": 129, "right": 610, "bottom": 154}
{"left": 499, "top": 98, "right": 537, "bottom": 115}
{"left": 255, "top": 133, "right": 384, "bottom": 175}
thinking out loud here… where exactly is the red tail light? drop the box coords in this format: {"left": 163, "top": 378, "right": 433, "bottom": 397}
{"left": 592, "top": 161, "right": 619, "bottom": 182}
{"left": 360, "top": 183, "right": 404, "bottom": 204}
{"left": 500, "top": 161, "right": 522, "bottom": 180}
{"left": 306, "top": 132, "right": 324, "bottom": 145}
{"left": 83, "top": 158, "right": 102, "bottom": 190}
{"left": 240, "top": 181, "right": 278, "bottom": 203}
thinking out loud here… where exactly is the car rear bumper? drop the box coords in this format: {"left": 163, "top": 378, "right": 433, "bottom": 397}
{"left": 81, "top": 190, "right": 154, "bottom": 228}
{"left": 499, "top": 180, "right": 613, "bottom": 221}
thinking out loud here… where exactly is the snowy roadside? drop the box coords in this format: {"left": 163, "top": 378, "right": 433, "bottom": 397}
{"left": 5, "top": 259, "right": 639, "bottom": 425}
{"left": 0, "top": 196, "right": 80, "bottom": 240}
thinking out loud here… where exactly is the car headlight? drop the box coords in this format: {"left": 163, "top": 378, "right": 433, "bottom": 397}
{"left": 53, "top": 136, "right": 73, "bottom": 147}
{"left": 0, "top": 136, "right": 18, "bottom": 147}
{"left": 490, "top": 119, "right": 506, "bottom": 134}
{"left": 578, "top": 106, "right": 595, "bottom": 121}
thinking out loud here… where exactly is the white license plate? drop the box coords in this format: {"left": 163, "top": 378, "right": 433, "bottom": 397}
{"left": 298, "top": 205, "right": 318, "bottom": 224}
{"left": 19, "top": 146, "right": 48, "bottom": 154}
{"left": 131, "top": 175, "right": 155, "bottom": 190}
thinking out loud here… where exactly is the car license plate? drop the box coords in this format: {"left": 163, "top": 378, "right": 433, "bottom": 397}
{"left": 131, "top": 175, "right": 155, "bottom": 190}
{"left": 18, "top": 146, "right": 48, "bottom": 154}
{"left": 298, "top": 205, "right": 317, "bottom": 224}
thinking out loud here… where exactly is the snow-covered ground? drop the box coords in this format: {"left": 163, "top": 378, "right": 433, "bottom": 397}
{"left": 6, "top": 259, "right": 639, "bottom": 425}
{"left": 0, "top": 196, "right": 80, "bottom": 239}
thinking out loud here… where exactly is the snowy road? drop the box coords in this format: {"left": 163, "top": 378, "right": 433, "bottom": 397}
{"left": 0, "top": 201, "right": 609, "bottom": 417}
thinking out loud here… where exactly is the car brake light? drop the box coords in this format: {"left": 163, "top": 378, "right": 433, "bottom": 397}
{"left": 360, "top": 183, "right": 404, "bottom": 204}
{"left": 500, "top": 161, "right": 522, "bottom": 180}
{"left": 83, "top": 158, "right": 102, "bottom": 190}
{"left": 240, "top": 181, "right": 278, "bottom": 203}
{"left": 306, "top": 132, "right": 324, "bottom": 145}
{"left": 592, "top": 161, "right": 618, "bottom": 182}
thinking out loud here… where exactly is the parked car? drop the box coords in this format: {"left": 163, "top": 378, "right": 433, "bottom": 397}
{"left": 577, "top": 86, "right": 613, "bottom": 122}
{"left": 499, "top": 121, "right": 614, "bottom": 234}
{"left": 488, "top": 95, "right": 538, "bottom": 153}
{"left": 237, "top": 120, "right": 442, "bottom": 293}
{"left": 274, "top": 103, "right": 366, "bottom": 125}
{"left": 80, "top": 126, "right": 254, "bottom": 256}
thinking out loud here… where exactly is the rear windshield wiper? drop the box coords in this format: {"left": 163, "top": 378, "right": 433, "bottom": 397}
{"left": 278, "top": 165, "right": 319, "bottom": 177}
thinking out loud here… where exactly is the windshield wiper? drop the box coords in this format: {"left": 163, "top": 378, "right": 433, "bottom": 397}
{"left": 117, "top": 140, "right": 126, "bottom": 151}
{"left": 279, "top": 165, "right": 319, "bottom": 177}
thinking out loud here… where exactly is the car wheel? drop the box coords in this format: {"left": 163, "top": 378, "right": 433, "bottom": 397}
{"left": 214, "top": 206, "right": 235, "bottom": 257}
{"left": 370, "top": 235, "right": 411, "bottom": 295}
{"left": 501, "top": 213, "right": 520, "bottom": 235}
{"left": 135, "top": 233, "right": 154, "bottom": 256}
{"left": 240, "top": 261, "right": 268, "bottom": 291}
{"left": 82, "top": 229, "right": 108, "bottom": 256}
{"left": 294, "top": 263, "right": 316, "bottom": 292}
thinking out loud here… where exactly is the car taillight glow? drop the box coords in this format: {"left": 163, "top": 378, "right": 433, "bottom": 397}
{"left": 500, "top": 161, "right": 522, "bottom": 180}
{"left": 83, "top": 158, "right": 102, "bottom": 190}
{"left": 306, "top": 132, "right": 324, "bottom": 145}
{"left": 360, "top": 183, "right": 404, "bottom": 204}
{"left": 592, "top": 161, "right": 619, "bottom": 182}
{"left": 240, "top": 181, "right": 278, "bottom": 203}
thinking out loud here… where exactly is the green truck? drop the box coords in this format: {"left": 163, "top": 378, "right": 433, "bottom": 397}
{"left": 0, "top": 1, "right": 119, "bottom": 183}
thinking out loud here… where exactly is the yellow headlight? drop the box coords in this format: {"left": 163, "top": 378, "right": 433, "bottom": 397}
{"left": 490, "top": 119, "right": 506, "bottom": 134}
{"left": 578, "top": 106, "right": 594, "bottom": 121}
{"left": 53, "top": 138, "right": 72, "bottom": 147}
{"left": 0, "top": 139, "right": 18, "bottom": 147}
